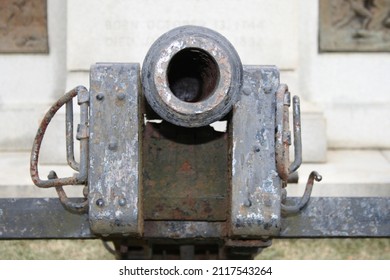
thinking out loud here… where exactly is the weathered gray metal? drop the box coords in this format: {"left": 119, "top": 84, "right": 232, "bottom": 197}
{"left": 275, "top": 85, "right": 302, "bottom": 181}
{"left": 142, "top": 25, "right": 243, "bottom": 127}
{"left": 66, "top": 97, "right": 80, "bottom": 171}
{"left": 275, "top": 84, "right": 291, "bottom": 181}
{"left": 1, "top": 197, "right": 388, "bottom": 239}
{"left": 231, "top": 66, "right": 282, "bottom": 237}
{"left": 88, "top": 63, "right": 143, "bottom": 236}
{"left": 0, "top": 198, "right": 93, "bottom": 239}
{"left": 281, "top": 197, "right": 390, "bottom": 237}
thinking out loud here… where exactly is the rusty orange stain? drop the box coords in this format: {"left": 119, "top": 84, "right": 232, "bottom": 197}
{"left": 180, "top": 160, "right": 192, "bottom": 172}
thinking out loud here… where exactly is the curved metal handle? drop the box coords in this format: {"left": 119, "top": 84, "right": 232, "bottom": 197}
{"left": 47, "top": 171, "right": 88, "bottom": 213}
{"left": 281, "top": 171, "right": 322, "bottom": 215}
{"left": 30, "top": 86, "right": 88, "bottom": 188}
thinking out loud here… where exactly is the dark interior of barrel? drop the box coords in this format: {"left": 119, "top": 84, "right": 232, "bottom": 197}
{"left": 167, "top": 48, "right": 220, "bottom": 103}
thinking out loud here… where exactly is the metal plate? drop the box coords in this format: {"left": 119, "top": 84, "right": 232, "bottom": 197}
{"left": 142, "top": 121, "right": 229, "bottom": 221}
{"left": 88, "top": 63, "right": 142, "bottom": 236}
{"left": 230, "top": 65, "right": 282, "bottom": 237}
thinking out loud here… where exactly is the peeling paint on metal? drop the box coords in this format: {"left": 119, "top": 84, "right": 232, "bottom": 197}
{"left": 142, "top": 25, "right": 242, "bottom": 127}
{"left": 88, "top": 63, "right": 142, "bottom": 236}
{"left": 231, "top": 66, "right": 281, "bottom": 237}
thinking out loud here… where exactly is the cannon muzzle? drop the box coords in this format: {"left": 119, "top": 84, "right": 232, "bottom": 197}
{"left": 142, "top": 25, "right": 243, "bottom": 127}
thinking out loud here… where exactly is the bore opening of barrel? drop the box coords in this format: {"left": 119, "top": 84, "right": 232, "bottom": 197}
{"left": 167, "top": 48, "right": 220, "bottom": 103}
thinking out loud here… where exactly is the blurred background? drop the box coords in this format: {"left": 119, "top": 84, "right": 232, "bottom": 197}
{"left": 0, "top": 0, "right": 389, "bottom": 259}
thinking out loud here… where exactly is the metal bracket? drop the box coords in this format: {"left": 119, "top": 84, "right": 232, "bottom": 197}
{"left": 230, "top": 66, "right": 281, "bottom": 237}
{"left": 275, "top": 84, "right": 302, "bottom": 181}
{"left": 274, "top": 84, "right": 322, "bottom": 215}
{"left": 88, "top": 63, "right": 143, "bottom": 237}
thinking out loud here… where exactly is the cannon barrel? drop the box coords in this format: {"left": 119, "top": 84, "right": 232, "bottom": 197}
{"left": 142, "top": 25, "right": 243, "bottom": 127}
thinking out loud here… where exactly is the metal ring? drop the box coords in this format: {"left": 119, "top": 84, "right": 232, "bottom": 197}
{"left": 142, "top": 25, "right": 243, "bottom": 127}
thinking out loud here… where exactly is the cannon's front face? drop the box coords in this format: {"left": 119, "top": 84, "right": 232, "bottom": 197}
{"left": 30, "top": 26, "right": 319, "bottom": 259}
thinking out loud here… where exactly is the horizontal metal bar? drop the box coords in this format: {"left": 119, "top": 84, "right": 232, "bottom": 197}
{"left": 0, "top": 197, "right": 388, "bottom": 239}
{"left": 0, "top": 198, "right": 94, "bottom": 239}
{"left": 280, "top": 197, "right": 390, "bottom": 237}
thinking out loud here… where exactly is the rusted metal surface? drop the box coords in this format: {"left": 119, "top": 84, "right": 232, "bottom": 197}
{"left": 275, "top": 84, "right": 290, "bottom": 181}
{"left": 275, "top": 86, "right": 302, "bottom": 181}
{"left": 0, "top": 0, "right": 48, "bottom": 53}
{"left": 47, "top": 171, "right": 88, "bottom": 214}
{"left": 65, "top": 99, "right": 80, "bottom": 171}
{"left": 289, "top": 96, "right": 302, "bottom": 173}
{"left": 230, "top": 65, "right": 282, "bottom": 237}
{"left": 225, "top": 239, "right": 272, "bottom": 248}
{"left": 143, "top": 121, "right": 229, "bottom": 221}
{"left": 142, "top": 25, "right": 243, "bottom": 127}
{"left": 1, "top": 197, "right": 388, "bottom": 239}
{"left": 30, "top": 86, "right": 89, "bottom": 188}
{"left": 88, "top": 63, "right": 142, "bottom": 236}
{"left": 77, "top": 88, "right": 90, "bottom": 184}
{"left": 143, "top": 221, "right": 225, "bottom": 239}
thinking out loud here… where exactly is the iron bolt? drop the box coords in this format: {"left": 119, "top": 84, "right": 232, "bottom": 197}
{"left": 243, "top": 199, "right": 252, "bottom": 208}
{"left": 96, "top": 198, "right": 104, "bottom": 207}
{"left": 118, "top": 198, "right": 126, "bottom": 206}
{"left": 96, "top": 93, "right": 104, "bottom": 101}
{"left": 264, "top": 199, "right": 272, "bottom": 207}
{"left": 117, "top": 93, "right": 126, "bottom": 100}
{"left": 108, "top": 140, "right": 118, "bottom": 151}
{"left": 242, "top": 84, "right": 251, "bottom": 96}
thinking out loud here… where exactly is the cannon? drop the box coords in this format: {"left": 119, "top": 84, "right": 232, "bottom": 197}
{"left": 1, "top": 26, "right": 388, "bottom": 259}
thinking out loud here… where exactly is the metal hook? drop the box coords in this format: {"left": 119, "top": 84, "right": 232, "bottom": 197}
{"left": 48, "top": 171, "right": 88, "bottom": 214}
{"left": 281, "top": 171, "right": 322, "bottom": 215}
